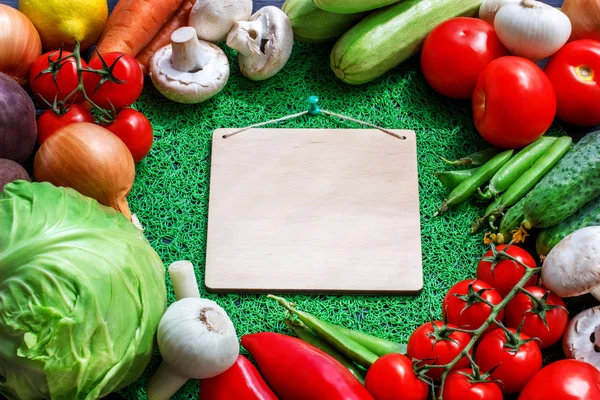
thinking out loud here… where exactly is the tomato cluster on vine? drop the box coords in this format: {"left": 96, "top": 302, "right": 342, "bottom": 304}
{"left": 28, "top": 44, "right": 153, "bottom": 163}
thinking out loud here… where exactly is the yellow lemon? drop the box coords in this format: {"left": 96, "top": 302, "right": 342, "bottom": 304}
{"left": 19, "top": 0, "right": 108, "bottom": 51}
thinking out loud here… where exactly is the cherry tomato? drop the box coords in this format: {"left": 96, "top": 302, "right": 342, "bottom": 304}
{"left": 441, "top": 369, "right": 503, "bottom": 400}
{"left": 442, "top": 279, "right": 504, "bottom": 333}
{"left": 544, "top": 39, "right": 600, "bottom": 126}
{"left": 472, "top": 56, "right": 556, "bottom": 149}
{"left": 476, "top": 244, "right": 538, "bottom": 298}
{"left": 104, "top": 109, "right": 153, "bottom": 163}
{"left": 29, "top": 50, "right": 86, "bottom": 104}
{"left": 365, "top": 354, "right": 429, "bottom": 400}
{"left": 505, "top": 286, "right": 568, "bottom": 349}
{"left": 84, "top": 53, "right": 144, "bottom": 110}
{"left": 406, "top": 321, "right": 471, "bottom": 380}
{"left": 476, "top": 328, "right": 542, "bottom": 394}
{"left": 421, "top": 17, "right": 509, "bottom": 99}
{"left": 518, "top": 359, "right": 600, "bottom": 400}
{"left": 36, "top": 105, "right": 94, "bottom": 144}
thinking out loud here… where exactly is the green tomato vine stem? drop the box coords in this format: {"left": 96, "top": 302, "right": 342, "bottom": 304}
{"left": 415, "top": 244, "right": 542, "bottom": 400}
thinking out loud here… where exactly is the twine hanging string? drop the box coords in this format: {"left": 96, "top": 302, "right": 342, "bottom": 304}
{"left": 222, "top": 96, "right": 407, "bottom": 140}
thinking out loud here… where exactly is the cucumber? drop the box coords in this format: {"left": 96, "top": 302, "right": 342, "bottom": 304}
{"left": 330, "top": 0, "right": 482, "bottom": 84}
{"left": 313, "top": 0, "right": 401, "bottom": 14}
{"left": 536, "top": 195, "right": 600, "bottom": 257}
{"left": 520, "top": 131, "right": 600, "bottom": 233}
{"left": 496, "top": 197, "right": 527, "bottom": 245}
{"left": 282, "top": 0, "right": 367, "bottom": 43}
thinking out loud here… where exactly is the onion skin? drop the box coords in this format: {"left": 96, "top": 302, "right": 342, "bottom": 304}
{"left": 0, "top": 4, "right": 42, "bottom": 86}
{"left": 34, "top": 122, "right": 135, "bottom": 220}
{"left": 0, "top": 72, "right": 37, "bottom": 164}
{"left": 562, "top": 0, "right": 600, "bottom": 42}
{"left": 0, "top": 159, "right": 30, "bottom": 190}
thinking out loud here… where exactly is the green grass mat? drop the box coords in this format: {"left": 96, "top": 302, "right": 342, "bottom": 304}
{"left": 121, "top": 42, "right": 588, "bottom": 399}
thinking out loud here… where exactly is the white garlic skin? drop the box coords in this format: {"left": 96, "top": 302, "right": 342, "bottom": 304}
{"left": 494, "top": 0, "right": 572, "bottom": 61}
{"left": 479, "top": 0, "right": 520, "bottom": 25}
{"left": 157, "top": 297, "right": 239, "bottom": 379}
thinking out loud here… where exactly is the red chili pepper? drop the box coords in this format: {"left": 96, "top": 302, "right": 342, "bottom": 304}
{"left": 241, "top": 332, "right": 374, "bottom": 400}
{"left": 199, "top": 355, "right": 278, "bottom": 400}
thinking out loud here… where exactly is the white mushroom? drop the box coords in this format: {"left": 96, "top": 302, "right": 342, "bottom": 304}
{"left": 563, "top": 306, "right": 600, "bottom": 371}
{"left": 226, "top": 6, "right": 293, "bottom": 81}
{"left": 189, "top": 0, "right": 253, "bottom": 43}
{"left": 541, "top": 226, "right": 600, "bottom": 301}
{"left": 149, "top": 27, "right": 230, "bottom": 104}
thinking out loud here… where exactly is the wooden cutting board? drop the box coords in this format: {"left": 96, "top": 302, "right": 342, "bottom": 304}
{"left": 205, "top": 128, "right": 422, "bottom": 294}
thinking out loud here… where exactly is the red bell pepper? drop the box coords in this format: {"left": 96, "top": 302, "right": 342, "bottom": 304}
{"left": 199, "top": 355, "right": 278, "bottom": 400}
{"left": 241, "top": 332, "right": 374, "bottom": 400}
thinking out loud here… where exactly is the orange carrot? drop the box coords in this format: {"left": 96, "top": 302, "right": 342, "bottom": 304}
{"left": 136, "top": 0, "right": 195, "bottom": 75}
{"left": 94, "top": 0, "right": 185, "bottom": 58}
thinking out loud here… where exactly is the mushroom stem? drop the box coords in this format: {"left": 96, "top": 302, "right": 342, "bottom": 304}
{"left": 170, "top": 27, "right": 211, "bottom": 73}
{"left": 226, "top": 19, "right": 267, "bottom": 58}
{"left": 591, "top": 287, "right": 600, "bottom": 302}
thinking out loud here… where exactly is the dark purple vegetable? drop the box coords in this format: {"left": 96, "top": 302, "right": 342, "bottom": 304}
{"left": 0, "top": 158, "right": 30, "bottom": 190}
{"left": 0, "top": 71, "right": 36, "bottom": 163}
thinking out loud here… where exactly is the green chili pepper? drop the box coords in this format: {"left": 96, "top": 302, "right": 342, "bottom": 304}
{"left": 269, "top": 295, "right": 378, "bottom": 368}
{"left": 285, "top": 318, "right": 366, "bottom": 384}
{"left": 436, "top": 150, "right": 514, "bottom": 216}
{"left": 440, "top": 147, "right": 501, "bottom": 167}
{"left": 473, "top": 137, "right": 573, "bottom": 229}
{"left": 331, "top": 324, "right": 406, "bottom": 356}
{"left": 478, "top": 137, "right": 557, "bottom": 200}
{"left": 435, "top": 167, "right": 481, "bottom": 190}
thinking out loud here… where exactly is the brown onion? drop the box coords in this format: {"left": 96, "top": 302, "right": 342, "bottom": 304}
{"left": 34, "top": 122, "right": 135, "bottom": 220}
{"left": 562, "top": 0, "right": 600, "bottom": 41}
{"left": 0, "top": 4, "right": 42, "bottom": 86}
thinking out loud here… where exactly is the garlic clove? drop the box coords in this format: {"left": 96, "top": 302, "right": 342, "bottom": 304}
{"left": 479, "top": 0, "right": 520, "bottom": 25}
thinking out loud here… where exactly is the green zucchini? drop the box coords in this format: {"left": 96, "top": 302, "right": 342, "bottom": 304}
{"left": 519, "top": 131, "right": 600, "bottom": 236}
{"left": 313, "top": 0, "right": 401, "bottom": 14}
{"left": 282, "top": 0, "right": 367, "bottom": 43}
{"left": 330, "top": 0, "right": 482, "bottom": 84}
{"left": 536, "top": 195, "right": 600, "bottom": 257}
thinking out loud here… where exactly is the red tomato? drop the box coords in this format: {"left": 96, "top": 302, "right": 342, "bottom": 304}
{"left": 476, "top": 244, "right": 538, "bottom": 297}
{"left": 29, "top": 50, "right": 86, "bottom": 104}
{"left": 36, "top": 105, "right": 94, "bottom": 144}
{"left": 544, "top": 39, "right": 600, "bottom": 126}
{"left": 84, "top": 53, "right": 144, "bottom": 110}
{"left": 476, "top": 328, "right": 542, "bottom": 394}
{"left": 421, "top": 17, "right": 509, "bottom": 99}
{"left": 518, "top": 360, "right": 600, "bottom": 400}
{"left": 365, "top": 354, "right": 429, "bottom": 400}
{"left": 104, "top": 109, "right": 153, "bottom": 163}
{"left": 505, "top": 286, "right": 568, "bottom": 349}
{"left": 472, "top": 56, "right": 556, "bottom": 149}
{"left": 442, "top": 279, "right": 504, "bottom": 333}
{"left": 406, "top": 321, "right": 471, "bottom": 380}
{"left": 441, "top": 369, "right": 503, "bottom": 400}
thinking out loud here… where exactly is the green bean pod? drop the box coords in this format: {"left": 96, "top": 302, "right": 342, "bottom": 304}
{"left": 435, "top": 167, "right": 480, "bottom": 190}
{"left": 284, "top": 318, "right": 366, "bottom": 384}
{"left": 441, "top": 147, "right": 501, "bottom": 167}
{"left": 479, "top": 137, "right": 573, "bottom": 230}
{"left": 269, "top": 295, "right": 378, "bottom": 368}
{"left": 478, "top": 137, "right": 557, "bottom": 199}
{"left": 436, "top": 150, "right": 514, "bottom": 216}
{"left": 332, "top": 324, "right": 406, "bottom": 356}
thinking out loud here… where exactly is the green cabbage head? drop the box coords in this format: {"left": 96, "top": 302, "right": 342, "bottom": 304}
{"left": 0, "top": 181, "right": 167, "bottom": 400}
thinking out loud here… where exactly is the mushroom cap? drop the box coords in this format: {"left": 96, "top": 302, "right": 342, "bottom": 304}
{"left": 149, "top": 40, "right": 230, "bottom": 105}
{"left": 227, "top": 6, "right": 293, "bottom": 81}
{"left": 541, "top": 226, "right": 600, "bottom": 297}
{"left": 189, "top": 0, "right": 253, "bottom": 43}
{"left": 563, "top": 306, "right": 600, "bottom": 370}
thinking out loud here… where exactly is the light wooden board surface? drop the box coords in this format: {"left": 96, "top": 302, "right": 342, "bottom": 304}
{"left": 205, "top": 128, "right": 423, "bottom": 294}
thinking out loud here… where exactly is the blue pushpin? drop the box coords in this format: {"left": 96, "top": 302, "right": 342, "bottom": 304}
{"left": 308, "top": 95, "right": 321, "bottom": 116}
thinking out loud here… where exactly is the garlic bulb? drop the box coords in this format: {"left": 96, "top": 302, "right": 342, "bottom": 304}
{"left": 494, "top": 0, "right": 572, "bottom": 61}
{"left": 146, "top": 261, "right": 239, "bottom": 400}
{"left": 479, "top": 0, "right": 519, "bottom": 25}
